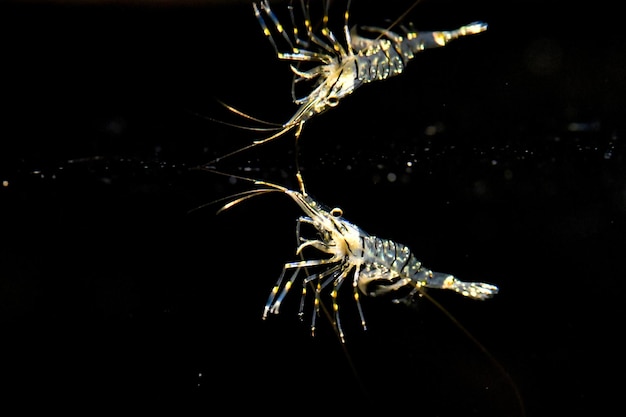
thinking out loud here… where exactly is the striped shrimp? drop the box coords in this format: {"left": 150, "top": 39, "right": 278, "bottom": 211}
{"left": 196, "top": 168, "right": 525, "bottom": 416}
{"left": 204, "top": 169, "right": 499, "bottom": 344}
{"left": 210, "top": 0, "right": 488, "bottom": 164}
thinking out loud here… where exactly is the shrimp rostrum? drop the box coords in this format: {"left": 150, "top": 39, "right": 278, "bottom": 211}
{"left": 243, "top": 0, "right": 488, "bottom": 144}
{"left": 215, "top": 175, "right": 498, "bottom": 343}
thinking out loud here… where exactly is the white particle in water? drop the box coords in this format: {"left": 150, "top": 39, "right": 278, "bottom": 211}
{"left": 424, "top": 125, "right": 438, "bottom": 136}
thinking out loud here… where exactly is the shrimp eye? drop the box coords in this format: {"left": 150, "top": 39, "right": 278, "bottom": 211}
{"left": 327, "top": 96, "right": 339, "bottom": 107}
{"left": 331, "top": 207, "right": 343, "bottom": 217}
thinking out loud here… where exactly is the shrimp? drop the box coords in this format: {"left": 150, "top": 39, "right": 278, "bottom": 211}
{"left": 204, "top": 169, "right": 498, "bottom": 344}
{"left": 209, "top": 0, "right": 488, "bottom": 164}
{"left": 195, "top": 168, "right": 525, "bottom": 416}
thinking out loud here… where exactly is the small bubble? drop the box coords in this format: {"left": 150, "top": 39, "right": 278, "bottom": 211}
{"left": 104, "top": 117, "right": 126, "bottom": 135}
{"left": 567, "top": 121, "right": 601, "bottom": 132}
{"left": 473, "top": 180, "right": 487, "bottom": 196}
{"left": 424, "top": 125, "right": 438, "bottom": 136}
{"left": 2, "top": 180, "right": 8, "bottom": 187}
{"left": 387, "top": 172, "right": 397, "bottom": 183}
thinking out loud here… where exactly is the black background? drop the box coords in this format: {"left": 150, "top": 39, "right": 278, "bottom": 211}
{"left": 1, "top": 0, "right": 624, "bottom": 415}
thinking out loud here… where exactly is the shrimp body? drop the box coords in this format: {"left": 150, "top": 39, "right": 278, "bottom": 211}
{"left": 250, "top": 0, "right": 488, "bottom": 141}
{"left": 217, "top": 176, "right": 498, "bottom": 343}
{"left": 209, "top": 1, "right": 488, "bottom": 164}
{"left": 357, "top": 234, "right": 498, "bottom": 301}
{"left": 351, "top": 21, "right": 488, "bottom": 84}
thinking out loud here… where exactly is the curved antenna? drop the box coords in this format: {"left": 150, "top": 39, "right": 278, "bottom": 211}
{"left": 186, "top": 99, "right": 283, "bottom": 132}
{"left": 186, "top": 167, "right": 277, "bottom": 214}
{"left": 190, "top": 165, "right": 267, "bottom": 188}
{"left": 380, "top": 0, "right": 424, "bottom": 36}
{"left": 189, "top": 188, "right": 279, "bottom": 215}
{"left": 416, "top": 288, "right": 527, "bottom": 417}
{"left": 205, "top": 122, "right": 299, "bottom": 166}
{"left": 215, "top": 99, "right": 284, "bottom": 128}
{"left": 186, "top": 97, "right": 301, "bottom": 167}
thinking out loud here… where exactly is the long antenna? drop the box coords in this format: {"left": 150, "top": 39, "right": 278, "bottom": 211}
{"left": 418, "top": 289, "right": 527, "bottom": 417}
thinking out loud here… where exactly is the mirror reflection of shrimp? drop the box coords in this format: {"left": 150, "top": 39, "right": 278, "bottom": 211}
{"left": 199, "top": 168, "right": 499, "bottom": 344}
{"left": 209, "top": 0, "right": 488, "bottom": 164}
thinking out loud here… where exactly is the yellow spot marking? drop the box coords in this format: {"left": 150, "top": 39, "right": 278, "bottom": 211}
{"left": 333, "top": 302, "right": 339, "bottom": 312}
{"left": 443, "top": 276, "right": 455, "bottom": 289}
{"left": 276, "top": 24, "right": 284, "bottom": 34}
{"left": 433, "top": 32, "right": 446, "bottom": 46}
{"left": 263, "top": 28, "right": 271, "bottom": 37}
{"left": 271, "top": 286, "right": 279, "bottom": 295}
{"left": 354, "top": 292, "right": 360, "bottom": 301}
{"left": 284, "top": 281, "right": 292, "bottom": 291}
